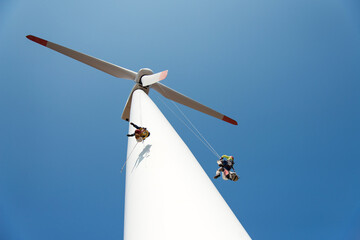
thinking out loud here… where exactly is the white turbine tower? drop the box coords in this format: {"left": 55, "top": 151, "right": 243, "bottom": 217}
{"left": 27, "top": 35, "right": 251, "bottom": 240}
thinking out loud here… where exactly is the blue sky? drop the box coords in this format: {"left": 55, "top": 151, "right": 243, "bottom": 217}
{"left": 1, "top": 0, "right": 360, "bottom": 239}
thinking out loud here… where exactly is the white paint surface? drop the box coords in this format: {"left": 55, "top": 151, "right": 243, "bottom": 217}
{"left": 124, "top": 89, "right": 251, "bottom": 240}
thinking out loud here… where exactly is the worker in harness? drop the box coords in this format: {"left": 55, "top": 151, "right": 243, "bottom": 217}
{"left": 214, "top": 155, "right": 239, "bottom": 181}
{"left": 127, "top": 122, "right": 150, "bottom": 142}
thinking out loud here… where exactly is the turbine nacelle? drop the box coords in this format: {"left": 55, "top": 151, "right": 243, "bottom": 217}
{"left": 26, "top": 35, "right": 237, "bottom": 125}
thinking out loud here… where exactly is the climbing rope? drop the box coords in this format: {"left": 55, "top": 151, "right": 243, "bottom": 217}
{"left": 154, "top": 85, "right": 221, "bottom": 159}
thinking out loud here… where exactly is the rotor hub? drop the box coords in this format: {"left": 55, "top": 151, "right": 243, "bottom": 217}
{"left": 135, "top": 68, "right": 153, "bottom": 86}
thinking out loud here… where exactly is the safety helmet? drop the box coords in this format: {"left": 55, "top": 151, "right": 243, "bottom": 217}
{"left": 230, "top": 156, "right": 234, "bottom": 160}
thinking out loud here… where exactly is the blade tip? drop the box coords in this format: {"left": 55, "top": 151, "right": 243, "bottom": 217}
{"left": 26, "top": 35, "right": 47, "bottom": 46}
{"left": 160, "top": 70, "right": 168, "bottom": 80}
{"left": 222, "top": 116, "right": 238, "bottom": 125}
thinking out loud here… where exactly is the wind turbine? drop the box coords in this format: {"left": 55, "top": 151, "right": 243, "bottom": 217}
{"left": 27, "top": 35, "right": 251, "bottom": 240}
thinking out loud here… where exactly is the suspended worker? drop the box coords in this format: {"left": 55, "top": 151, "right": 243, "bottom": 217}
{"left": 127, "top": 122, "right": 150, "bottom": 142}
{"left": 214, "top": 155, "right": 239, "bottom": 181}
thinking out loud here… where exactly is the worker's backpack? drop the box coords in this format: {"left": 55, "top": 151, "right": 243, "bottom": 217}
{"left": 229, "top": 172, "right": 239, "bottom": 181}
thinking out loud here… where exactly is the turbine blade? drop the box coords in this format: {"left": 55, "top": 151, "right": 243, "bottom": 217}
{"left": 26, "top": 35, "right": 137, "bottom": 80}
{"left": 121, "top": 85, "right": 150, "bottom": 121}
{"left": 141, "top": 70, "right": 168, "bottom": 87}
{"left": 151, "top": 83, "right": 238, "bottom": 125}
{"left": 121, "top": 85, "right": 137, "bottom": 121}
{"left": 121, "top": 94, "right": 133, "bottom": 122}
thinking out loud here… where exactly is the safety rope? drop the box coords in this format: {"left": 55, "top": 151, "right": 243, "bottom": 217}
{"left": 154, "top": 85, "right": 221, "bottom": 159}
{"left": 154, "top": 94, "right": 217, "bottom": 156}
{"left": 170, "top": 99, "right": 221, "bottom": 159}
{"left": 121, "top": 142, "right": 139, "bottom": 173}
